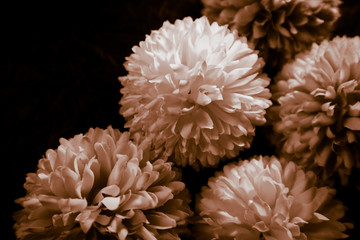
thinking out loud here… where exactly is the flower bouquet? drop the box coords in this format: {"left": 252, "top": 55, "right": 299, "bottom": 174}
{"left": 13, "top": 0, "right": 360, "bottom": 239}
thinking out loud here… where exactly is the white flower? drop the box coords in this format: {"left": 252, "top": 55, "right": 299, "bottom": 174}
{"left": 13, "top": 126, "right": 193, "bottom": 240}
{"left": 270, "top": 36, "right": 360, "bottom": 185}
{"left": 201, "top": 0, "right": 341, "bottom": 66}
{"left": 119, "top": 16, "right": 272, "bottom": 169}
{"left": 195, "top": 155, "right": 350, "bottom": 240}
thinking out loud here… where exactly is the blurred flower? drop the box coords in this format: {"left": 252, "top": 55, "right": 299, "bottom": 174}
{"left": 119, "top": 16, "right": 271, "bottom": 169}
{"left": 14, "top": 126, "right": 192, "bottom": 240}
{"left": 201, "top": 0, "right": 341, "bottom": 66}
{"left": 270, "top": 36, "right": 360, "bottom": 185}
{"left": 195, "top": 155, "right": 350, "bottom": 240}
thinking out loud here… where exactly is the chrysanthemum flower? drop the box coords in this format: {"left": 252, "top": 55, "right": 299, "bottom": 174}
{"left": 119, "top": 16, "right": 272, "bottom": 169}
{"left": 270, "top": 36, "right": 360, "bottom": 185}
{"left": 201, "top": 0, "right": 341, "bottom": 65}
{"left": 14, "top": 126, "right": 193, "bottom": 240}
{"left": 195, "top": 155, "right": 350, "bottom": 240}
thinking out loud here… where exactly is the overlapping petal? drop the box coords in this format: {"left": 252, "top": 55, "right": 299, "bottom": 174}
{"left": 119, "top": 16, "right": 271, "bottom": 169}
{"left": 195, "top": 155, "right": 350, "bottom": 239}
{"left": 201, "top": 0, "right": 341, "bottom": 66}
{"left": 14, "top": 126, "right": 192, "bottom": 240}
{"left": 269, "top": 36, "right": 360, "bottom": 185}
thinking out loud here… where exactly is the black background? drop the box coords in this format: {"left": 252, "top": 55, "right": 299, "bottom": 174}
{"left": 3, "top": 0, "right": 360, "bottom": 239}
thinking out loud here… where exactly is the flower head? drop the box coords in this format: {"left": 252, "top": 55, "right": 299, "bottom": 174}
{"left": 201, "top": 0, "right": 341, "bottom": 65}
{"left": 119, "top": 16, "right": 271, "bottom": 169}
{"left": 270, "top": 36, "right": 360, "bottom": 185}
{"left": 195, "top": 155, "right": 350, "bottom": 240}
{"left": 14, "top": 126, "right": 192, "bottom": 240}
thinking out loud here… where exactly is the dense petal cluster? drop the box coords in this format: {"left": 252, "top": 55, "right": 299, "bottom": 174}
{"left": 270, "top": 36, "right": 360, "bottom": 184}
{"left": 201, "top": 0, "right": 341, "bottom": 65}
{"left": 195, "top": 155, "right": 349, "bottom": 240}
{"left": 119, "top": 16, "right": 271, "bottom": 169}
{"left": 14, "top": 126, "right": 192, "bottom": 240}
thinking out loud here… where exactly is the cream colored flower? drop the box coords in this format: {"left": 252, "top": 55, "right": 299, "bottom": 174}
{"left": 201, "top": 0, "right": 341, "bottom": 65}
{"left": 119, "top": 16, "right": 272, "bottom": 169}
{"left": 13, "top": 126, "right": 193, "bottom": 240}
{"left": 195, "top": 155, "right": 350, "bottom": 240}
{"left": 270, "top": 36, "right": 360, "bottom": 185}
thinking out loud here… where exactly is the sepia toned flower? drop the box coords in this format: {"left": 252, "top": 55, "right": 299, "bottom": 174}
{"left": 13, "top": 126, "right": 193, "bottom": 240}
{"left": 119, "top": 16, "right": 272, "bottom": 169}
{"left": 270, "top": 36, "right": 360, "bottom": 185}
{"left": 195, "top": 155, "right": 350, "bottom": 240}
{"left": 201, "top": 0, "right": 341, "bottom": 66}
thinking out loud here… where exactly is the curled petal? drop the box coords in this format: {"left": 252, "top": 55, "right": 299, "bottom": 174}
{"left": 119, "top": 16, "right": 271, "bottom": 169}
{"left": 14, "top": 127, "right": 192, "bottom": 239}
{"left": 195, "top": 156, "right": 350, "bottom": 239}
{"left": 269, "top": 36, "right": 360, "bottom": 184}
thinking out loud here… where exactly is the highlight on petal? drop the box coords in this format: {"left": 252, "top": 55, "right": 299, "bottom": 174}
{"left": 119, "top": 16, "right": 272, "bottom": 169}
{"left": 269, "top": 36, "right": 360, "bottom": 185}
{"left": 201, "top": 0, "right": 341, "bottom": 66}
{"left": 194, "top": 155, "right": 351, "bottom": 239}
{"left": 13, "top": 126, "right": 193, "bottom": 240}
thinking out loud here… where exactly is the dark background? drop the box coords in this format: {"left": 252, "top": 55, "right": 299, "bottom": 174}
{"left": 3, "top": 0, "right": 360, "bottom": 239}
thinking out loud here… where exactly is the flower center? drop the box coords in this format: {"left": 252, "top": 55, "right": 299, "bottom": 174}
{"left": 187, "top": 84, "right": 223, "bottom": 106}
